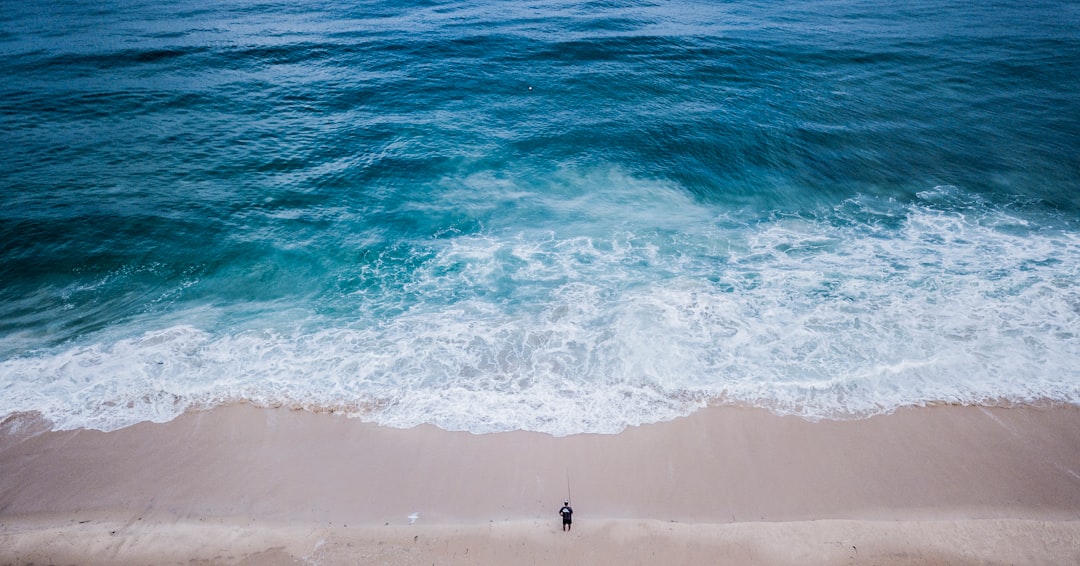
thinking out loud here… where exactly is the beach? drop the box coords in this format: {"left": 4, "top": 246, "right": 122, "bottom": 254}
{"left": 4, "top": 0, "right": 1080, "bottom": 564}
{"left": 3, "top": 404, "right": 1080, "bottom": 565}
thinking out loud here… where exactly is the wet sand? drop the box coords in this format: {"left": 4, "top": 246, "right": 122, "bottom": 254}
{"left": 2, "top": 404, "right": 1080, "bottom": 564}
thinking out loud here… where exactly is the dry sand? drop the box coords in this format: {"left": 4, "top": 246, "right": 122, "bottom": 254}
{"left": 2, "top": 404, "right": 1080, "bottom": 565}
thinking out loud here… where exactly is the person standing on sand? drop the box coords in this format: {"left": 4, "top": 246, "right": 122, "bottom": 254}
{"left": 559, "top": 500, "right": 573, "bottom": 531}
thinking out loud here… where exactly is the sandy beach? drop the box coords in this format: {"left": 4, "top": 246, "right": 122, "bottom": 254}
{"left": 3, "top": 404, "right": 1080, "bottom": 565}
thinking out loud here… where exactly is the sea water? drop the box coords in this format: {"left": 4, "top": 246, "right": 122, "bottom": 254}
{"left": 1, "top": 0, "right": 1079, "bottom": 435}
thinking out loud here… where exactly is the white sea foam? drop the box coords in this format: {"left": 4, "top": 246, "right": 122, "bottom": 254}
{"left": 1, "top": 182, "right": 1079, "bottom": 435}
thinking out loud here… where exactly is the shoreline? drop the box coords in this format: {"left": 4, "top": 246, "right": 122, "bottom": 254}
{"left": 3, "top": 404, "right": 1080, "bottom": 564}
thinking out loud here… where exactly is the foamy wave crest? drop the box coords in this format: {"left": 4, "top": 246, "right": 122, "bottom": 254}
{"left": 2, "top": 185, "right": 1079, "bottom": 434}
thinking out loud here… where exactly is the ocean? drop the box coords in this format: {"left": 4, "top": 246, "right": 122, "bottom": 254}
{"left": 2, "top": 0, "right": 1079, "bottom": 435}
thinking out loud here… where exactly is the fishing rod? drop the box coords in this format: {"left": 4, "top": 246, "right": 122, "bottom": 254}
{"left": 566, "top": 467, "right": 572, "bottom": 504}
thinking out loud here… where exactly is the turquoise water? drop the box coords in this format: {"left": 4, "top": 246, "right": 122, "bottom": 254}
{"left": 2, "top": 0, "right": 1079, "bottom": 434}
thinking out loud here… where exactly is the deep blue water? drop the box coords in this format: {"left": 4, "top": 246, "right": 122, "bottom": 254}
{"left": 2, "top": 0, "right": 1079, "bottom": 434}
